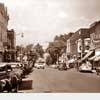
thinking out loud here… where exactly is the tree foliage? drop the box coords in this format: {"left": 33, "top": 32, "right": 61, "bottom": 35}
{"left": 47, "top": 40, "right": 66, "bottom": 64}
{"left": 25, "top": 44, "right": 33, "bottom": 52}
{"left": 46, "top": 33, "right": 74, "bottom": 64}
{"left": 34, "top": 43, "right": 44, "bottom": 57}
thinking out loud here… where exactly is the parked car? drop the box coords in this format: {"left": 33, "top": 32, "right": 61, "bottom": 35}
{"left": 58, "top": 62, "right": 67, "bottom": 71}
{"left": 34, "top": 60, "right": 46, "bottom": 69}
{"left": 50, "top": 64, "right": 59, "bottom": 69}
{"left": 0, "top": 63, "right": 12, "bottom": 80}
{"left": 79, "top": 62, "right": 92, "bottom": 72}
{"left": 0, "top": 63, "right": 20, "bottom": 92}
{"left": 0, "top": 63, "right": 12, "bottom": 71}
{"left": 67, "top": 59, "right": 75, "bottom": 68}
{"left": 7, "top": 62, "right": 24, "bottom": 83}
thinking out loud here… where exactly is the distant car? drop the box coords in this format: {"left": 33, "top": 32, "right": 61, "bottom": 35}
{"left": 58, "top": 63, "right": 67, "bottom": 71}
{"left": 34, "top": 60, "right": 46, "bottom": 69}
{"left": 50, "top": 64, "right": 59, "bottom": 69}
{"left": 79, "top": 63, "right": 92, "bottom": 72}
{"left": 67, "top": 59, "right": 75, "bottom": 68}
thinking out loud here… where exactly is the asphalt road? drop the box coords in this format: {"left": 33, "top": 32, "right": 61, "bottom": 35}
{"left": 20, "top": 67, "right": 100, "bottom": 93}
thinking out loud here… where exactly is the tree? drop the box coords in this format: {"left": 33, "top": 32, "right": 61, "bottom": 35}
{"left": 25, "top": 44, "right": 33, "bottom": 53}
{"left": 16, "top": 45, "right": 21, "bottom": 52}
{"left": 34, "top": 43, "right": 44, "bottom": 57}
{"left": 54, "top": 35, "right": 59, "bottom": 41}
{"left": 16, "top": 45, "right": 25, "bottom": 55}
{"left": 46, "top": 39, "right": 66, "bottom": 64}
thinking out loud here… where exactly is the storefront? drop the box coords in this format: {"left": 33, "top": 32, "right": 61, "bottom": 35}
{"left": 0, "top": 42, "right": 4, "bottom": 62}
{"left": 81, "top": 50, "right": 94, "bottom": 62}
{"left": 3, "top": 49, "right": 16, "bottom": 62}
{"left": 0, "top": 51, "right": 3, "bottom": 62}
{"left": 89, "top": 21, "right": 100, "bottom": 69}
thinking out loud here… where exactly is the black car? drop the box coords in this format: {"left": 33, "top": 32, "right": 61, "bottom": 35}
{"left": 0, "top": 63, "right": 12, "bottom": 80}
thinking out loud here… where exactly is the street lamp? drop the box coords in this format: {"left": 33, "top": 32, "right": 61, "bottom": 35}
{"left": 21, "top": 33, "right": 24, "bottom": 63}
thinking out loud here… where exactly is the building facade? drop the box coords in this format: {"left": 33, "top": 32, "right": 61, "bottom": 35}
{"left": 90, "top": 21, "right": 100, "bottom": 56}
{"left": 7, "top": 29, "right": 16, "bottom": 50}
{"left": 0, "top": 3, "right": 9, "bottom": 61}
{"left": 76, "top": 29, "right": 90, "bottom": 58}
{"left": 66, "top": 33, "right": 74, "bottom": 59}
{"left": 66, "top": 28, "right": 90, "bottom": 59}
{"left": 5, "top": 29, "right": 16, "bottom": 62}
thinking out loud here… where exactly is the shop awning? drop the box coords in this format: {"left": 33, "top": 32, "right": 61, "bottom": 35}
{"left": 81, "top": 51, "right": 93, "bottom": 61}
{"left": 88, "top": 55, "right": 97, "bottom": 61}
{"left": 94, "top": 56, "right": 100, "bottom": 61}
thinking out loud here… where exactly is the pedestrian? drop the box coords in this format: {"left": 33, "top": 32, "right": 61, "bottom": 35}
{"left": 7, "top": 54, "right": 11, "bottom": 63}
{"left": 16, "top": 56, "right": 20, "bottom": 62}
{"left": 23, "top": 55, "right": 28, "bottom": 62}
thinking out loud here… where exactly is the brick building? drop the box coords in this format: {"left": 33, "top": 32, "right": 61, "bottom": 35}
{"left": 4, "top": 29, "right": 16, "bottom": 62}
{"left": 7, "top": 29, "right": 16, "bottom": 50}
{"left": 66, "top": 28, "right": 91, "bottom": 59}
{"left": 66, "top": 32, "right": 74, "bottom": 59}
{"left": 89, "top": 21, "right": 100, "bottom": 60}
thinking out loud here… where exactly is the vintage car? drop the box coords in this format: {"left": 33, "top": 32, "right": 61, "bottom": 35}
{"left": 7, "top": 62, "right": 24, "bottom": 81}
{"left": 34, "top": 61, "right": 46, "bottom": 69}
{"left": 67, "top": 59, "right": 75, "bottom": 68}
{"left": 0, "top": 63, "right": 13, "bottom": 79}
{"left": 50, "top": 64, "right": 59, "bottom": 69}
{"left": 79, "top": 62, "right": 92, "bottom": 72}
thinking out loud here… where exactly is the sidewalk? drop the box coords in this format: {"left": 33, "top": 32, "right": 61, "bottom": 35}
{"left": 18, "top": 73, "right": 33, "bottom": 93}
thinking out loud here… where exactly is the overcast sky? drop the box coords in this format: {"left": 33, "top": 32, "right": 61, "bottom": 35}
{"left": 0, "top": 0, "right": 100, "bottom": 46}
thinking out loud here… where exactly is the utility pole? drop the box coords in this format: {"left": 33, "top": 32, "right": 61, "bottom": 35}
{"left": 16, "top": 33, "right": 24, "bottom": 62}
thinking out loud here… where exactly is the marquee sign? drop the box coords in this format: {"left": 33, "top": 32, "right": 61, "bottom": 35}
{"left": 90, "top": 33, "right": 100, "bottom": 49}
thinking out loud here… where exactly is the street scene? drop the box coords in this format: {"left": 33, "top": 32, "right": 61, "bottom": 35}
{"left": 19, "top": 67, "right": 100, "bottom": 93}
{"left": 0, "top": 0, "right": 100, "bottom": 93}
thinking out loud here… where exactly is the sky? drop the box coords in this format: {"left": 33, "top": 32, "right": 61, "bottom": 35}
{"left": 0, "top": 0, "right": 100, "bottom": 47}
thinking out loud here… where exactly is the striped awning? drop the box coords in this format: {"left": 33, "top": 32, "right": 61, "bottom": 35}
{"left": 88, "top": 55, "right": 97, "bottom": 61}
{"left": 81, "top": 50, "right": 93, "bottom": 61}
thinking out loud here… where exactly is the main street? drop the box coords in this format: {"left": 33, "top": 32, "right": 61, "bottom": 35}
{"left": 20, "top": 67, "right": 100, "bottom": 93}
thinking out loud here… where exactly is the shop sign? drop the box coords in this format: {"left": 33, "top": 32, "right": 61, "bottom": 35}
{"left": 95, "top": 49, "right": 100, "bottom": 56}
{"left": 90, "top": 33, "right": 100, "bottom": 49}
{"left": 67, "top": 39, "right": 70, "bottom": 53}
{"left": 77, "top": 39, "right": 82, "bottom": 53}
{"left": 84, "top": 38, "right": 91, "bottom": 52}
